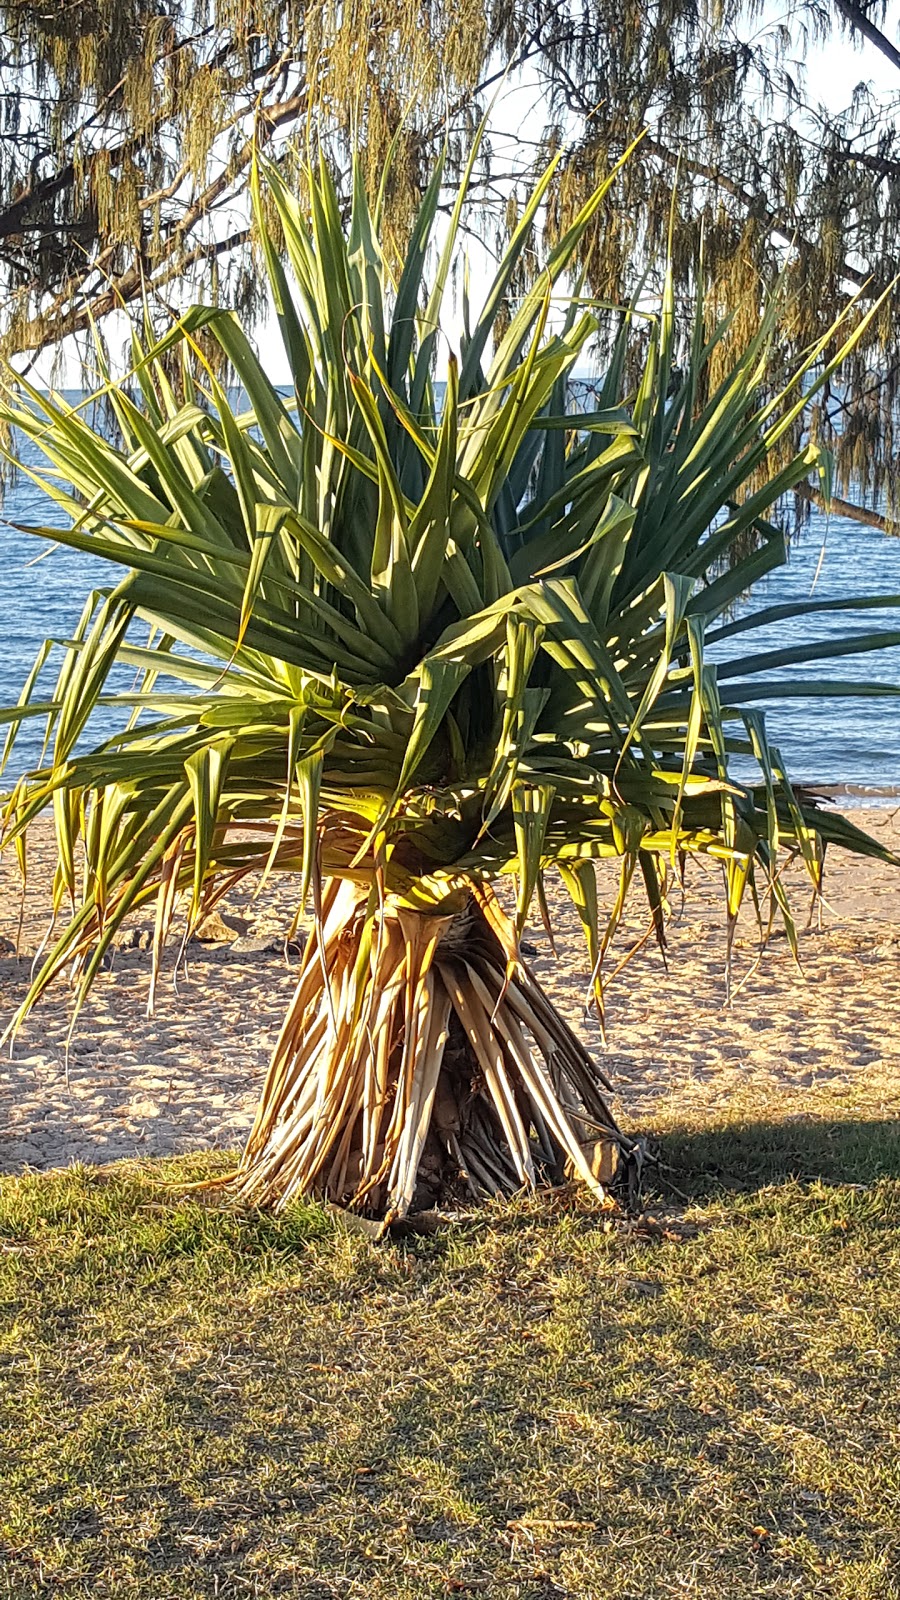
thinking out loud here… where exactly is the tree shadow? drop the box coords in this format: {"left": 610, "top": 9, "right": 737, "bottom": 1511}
{"left": 651, "top": 1115, "right": 900, "bottom": 1200}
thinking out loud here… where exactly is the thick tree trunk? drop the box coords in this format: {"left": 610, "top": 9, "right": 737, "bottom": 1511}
{"left": 228, "top": 877, "right": 634, "bottom": 1221}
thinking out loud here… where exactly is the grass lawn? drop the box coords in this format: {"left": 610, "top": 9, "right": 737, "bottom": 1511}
{"left": 2, "top": 1108, "right": 899, "bottom": 1599}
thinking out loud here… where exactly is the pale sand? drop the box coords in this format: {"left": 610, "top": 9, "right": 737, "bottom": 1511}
{"left": 1, "top": 810, "right": 899, "bottom": 1174}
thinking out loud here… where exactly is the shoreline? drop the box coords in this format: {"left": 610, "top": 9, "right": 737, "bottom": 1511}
{"left": 1, "top": 810, "right": 899, "bottom": 1177}
{"left": 816, "top": 790, "right": 900, "bottom": 807}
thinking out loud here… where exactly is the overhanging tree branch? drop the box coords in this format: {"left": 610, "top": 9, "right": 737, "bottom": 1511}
{"left": 796, "top": 481, "right": 890, "bottom": 532}
{"left": 834, "top": 0, "right": 900, "bottom": 75}
{"left": 0, "top": 0, "right": 898, "bottom": 514}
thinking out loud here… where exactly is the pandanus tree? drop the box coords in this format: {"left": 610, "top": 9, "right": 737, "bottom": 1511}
{"left": 2, "top": 142, "right": 899, "bottom": 1221}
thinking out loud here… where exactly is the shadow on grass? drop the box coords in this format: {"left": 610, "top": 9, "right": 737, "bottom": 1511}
{"left": 653, "top": 1115, "right": 900, "bottom": 1200}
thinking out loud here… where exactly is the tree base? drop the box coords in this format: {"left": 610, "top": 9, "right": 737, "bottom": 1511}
{"left": 227, "top": 878, "right": 634, "bottom": 1219}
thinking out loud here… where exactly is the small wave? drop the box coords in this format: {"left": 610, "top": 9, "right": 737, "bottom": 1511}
{"left": 815, "top": 784, "right": 900, "bottom": 809}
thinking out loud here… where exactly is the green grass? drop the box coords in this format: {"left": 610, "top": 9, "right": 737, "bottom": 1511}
{"left": 2, "top": 1117, "right": 900, "bottom": 1599}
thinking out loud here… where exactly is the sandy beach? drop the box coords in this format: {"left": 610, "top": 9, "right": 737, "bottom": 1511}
{"left": 1, "top": 810, "right": 899, "bottom": 1175}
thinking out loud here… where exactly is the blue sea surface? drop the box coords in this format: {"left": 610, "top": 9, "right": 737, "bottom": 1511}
{"left": 706, "top": 516, "right": 900, "bottom": 800}
{"left": 2, "top": 406, "right": 900, "bottom": 796}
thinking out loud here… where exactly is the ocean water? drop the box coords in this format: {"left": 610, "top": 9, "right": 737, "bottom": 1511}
{"left": 2, "top": 414, "right": 900, "bottom": 797}
{"left": 707, "top": 516, "right": 900, "bottom": 801}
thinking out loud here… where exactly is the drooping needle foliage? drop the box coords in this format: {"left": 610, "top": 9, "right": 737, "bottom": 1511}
{"left": 2, "top": 141, "right": 899, "bottom": 1219}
